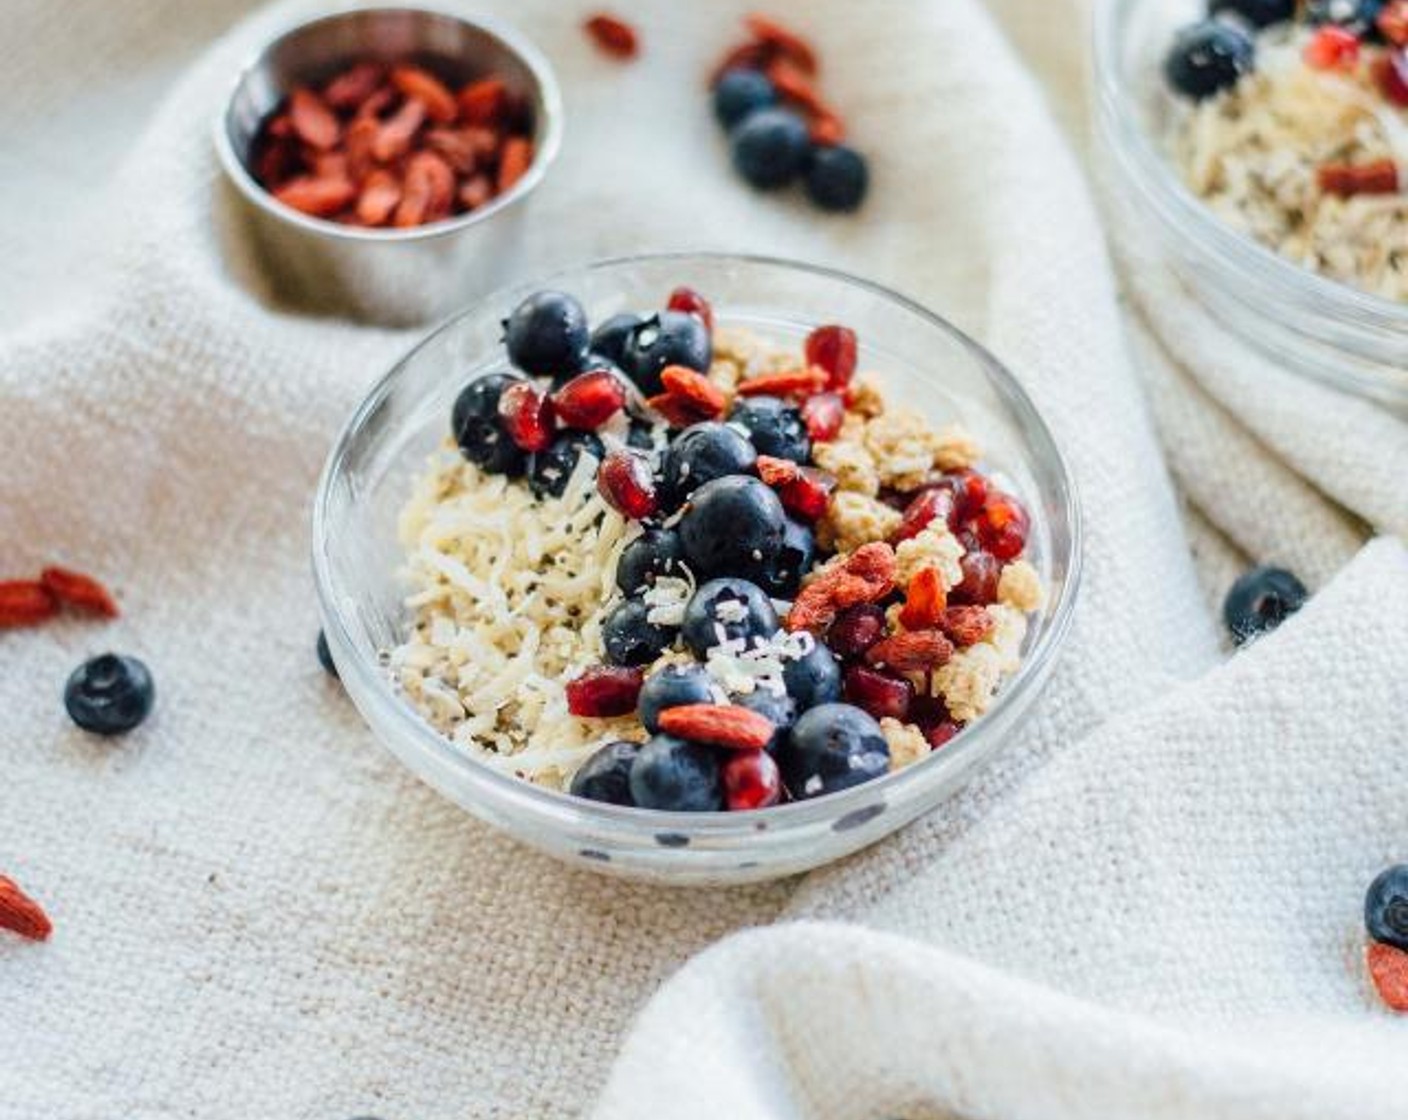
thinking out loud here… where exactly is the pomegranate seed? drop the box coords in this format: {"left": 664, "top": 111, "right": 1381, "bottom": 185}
{"left": 1374, "top": 50, "right": 1408, "bottom": 105}
{"left": 1304, "top": 25, "right": 1361, "bottom": 71}
{"left": 566, "top": 666, "right": 644, "bottom": 717}
{"left": 552, "top": 369, "right": 627, "bottom": 429}
{"left": 779, "top": 467, "right": 836, "bottom": 522}
{"left": 597, "top": 449, "right": 659, "bottom": 520}
{"left": 925, "top": 720, "right": 961, "bottom": 749}
{"left": 800, "top": 392, "right": 845, "bottom": 441}
{"left": 975, "top": 492, "right": 1030, "bottom": 562}
{"left": 722, "top": 749, "right": 782, "bottom": 811}
{"left": 843, "top": 664, "right": 913, "bottom": 722}
{"left": 826, "top": 603, "right": 887, "bottom": 658}
{"left": 497, "top": 380, "right": 556, "bottom": 451}
{"left": 892, "top": 485, "right": 957, "bottom": 543}
{"left": 1379, "top": 0, "right": 1408, "bottom": 46}
{"left": 949, "top": 550, "right": 1001, "bottom": 606}
{"left": 803, "top": 324, "right": 858, "bottom": 390}
{"left": 949, "top": 470, "right": 989, "bottom": 521}
{"left": 666, "top": 286, "right": 714, "bottom": 331}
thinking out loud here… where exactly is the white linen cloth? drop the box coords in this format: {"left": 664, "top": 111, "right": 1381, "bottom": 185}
{"left": 1, "top": 0, "right": 1404, "bottom": 1118}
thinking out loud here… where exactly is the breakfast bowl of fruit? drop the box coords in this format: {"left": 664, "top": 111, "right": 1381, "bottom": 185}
{"left": 1094, "top": 0, "right": 1408, "bottom": 405}
{"left": 312, "top": 253, "right": 1080, "bottom": 884}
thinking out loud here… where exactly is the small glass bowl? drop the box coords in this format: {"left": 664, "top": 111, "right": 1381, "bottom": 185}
{"left": 312, "top": 253, "right": 1081, "bottom": 885}
{"left": 1093, "top": 0, "right": 1408, "bottom": 409}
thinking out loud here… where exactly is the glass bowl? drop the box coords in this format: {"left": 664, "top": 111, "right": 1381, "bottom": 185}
{"left": 312, "top": 253, "right": 1081, "bottom": 885}
{"left": 1093, "top": 0, "right": 1408, "bottom": 409}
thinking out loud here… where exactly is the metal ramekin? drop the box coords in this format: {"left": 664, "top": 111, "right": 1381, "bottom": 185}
{"left": 214, "top": 4, "right": 562, "bottom": 326}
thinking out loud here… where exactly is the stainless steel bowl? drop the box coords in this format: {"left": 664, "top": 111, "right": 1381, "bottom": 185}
{"left": 214, "top": 4, "right": 563, "bottom": 326}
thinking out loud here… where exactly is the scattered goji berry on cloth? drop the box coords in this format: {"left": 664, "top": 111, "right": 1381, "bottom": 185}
{"left": 584, "top": 13, "right": 640, "bottom": 59}
{"left": 41, "top": 566, "right": 119, "bottom": 618}
{"left": 1368, "top": 941, "right": 1408, "bottom": 1012}
{"left": 0, "top": 875, "right": 52, "bottom": 941}
{"left": 0, "top": 580, "right": 58, "bottom": 628}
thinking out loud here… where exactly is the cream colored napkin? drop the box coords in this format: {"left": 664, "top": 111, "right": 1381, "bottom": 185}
{"left": 1, "top": 1, "right": 1404, "bottom": 1118}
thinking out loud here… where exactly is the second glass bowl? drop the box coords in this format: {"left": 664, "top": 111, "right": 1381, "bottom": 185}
{"left": 312, "top": 253, "right": 1081, "bottom": 885}
{"left": 1094, "top": 0, "right": 1408, "bottom": 409}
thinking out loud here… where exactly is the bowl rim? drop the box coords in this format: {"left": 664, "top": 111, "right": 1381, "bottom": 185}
{"left": 1091, "top": 0, "right": 1408, "bottom": 333}
{"left": 211, "top": 1, "right": 564, "bottom": 244}
{"left": 312, "top": 251, "right": 1083, "bottom": 838}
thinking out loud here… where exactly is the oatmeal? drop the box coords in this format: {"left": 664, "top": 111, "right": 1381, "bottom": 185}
{"left": 1164, "top": 3, "right": 1408, "bottom": 300}
{"left": 390, "top": 284, "right": 1045, "bottom": 812}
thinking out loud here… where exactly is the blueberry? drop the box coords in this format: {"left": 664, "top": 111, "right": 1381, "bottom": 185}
{"left": 626, "top": 418, "right": 661, "bottom": 451}
{"left": 805, "top": 145, "right": 869, "bottom": 212}
{"left": 528, "top": 430, "right": 605, "bottom": 499}
{"left": 590, "top": 312, "right": 647, "bottom": 367}
{"left": 731, "top": 107, "right": 811, "bottom": 189}
{"left": 621, "top": 312, "right": 712, "bottom": 396}
{"left": 64, "top": 653, "right": 154, "bottom": 736}
{"left": 727, "top": 397, "right": 811, "bottom": 464}
{"left": 782, "top": 642, "right": 841, "bottom": 710}
{"left": 733, "top": 687, "right": 796, "bottom": 752}
{"left": 1366, "top": 864, "right": 1408, "bottom": 952}
{"left": 616, "top": 528, "right": 686, "bottom": 595}
{"left": 777, "top": 702, "right": 889, "bottom": 800}
{"left": 1305, "top": 0, "right": 1383, "bottom": 36}
{"left": 452, "top": 372, "right": 528, "bottom": 476}
{"left": 713, "top": 68, "right": 778, "bottom": 128}
{"left": 637, "top": 663, "right": 716, "bottom": 733}
{"left": 602, "top": 597, "right": 677, "bottom": 666}
{"left": 503, "top": 290, "right": 590, "bottom": 378}
{"left": 755, "top": 517, "right": 815, "bottom": 600}
{"left": 316, "top": 629, "right": 338, "bottom": 679}
{"left": 569, "top": 740, "right": 641, "bottom": 805}
{"left": 682, "top": 577, "right": 780, "bottom": 658}
{"left": 1164, "top": 20, "right": 1255, "bottom": 101}
{"left": 1208, "top": 0, "right": 1296, "bottom": 27}
{"left": 661, "top": 422, "right": 757, "bottom": 505}
{"left": 629, "top": 734, "right": 723, "bottom": 811}
{"left": 678, "top": 475, "right": 787, "bottom": 579}
{"left": 1223, "top": 565, "right": 1307, "bottom": 645}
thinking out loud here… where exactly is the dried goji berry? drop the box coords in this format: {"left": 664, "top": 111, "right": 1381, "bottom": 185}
{"left": 289, "top": 86, "right": 341, "bottom": 150}
{"left": 273, "top": 175, "right": 357, "bottom": 217}
{"left": 647, "top": 392, "right": 711, "bottom": 429}
{"left": 40, "top": 567, "right": 119, "bottom": 618}
{"left": 809, "top": 111, "right": 846, "bottom": 146}
{"left": 371, "top": 98, "right": 427, "bottom": 163}
{"left": 766, "top": 57, "right": 828, "bottom": 116}
{"left": 391, "top": 64, "right": 459, "bottom": 123}
{"left": 1303, "top": 25, "right": 1361, "bottom": 71}
{"left": 323, "top": 62, "right": 386, "bottom": 110}
{"left": 745, "top": 13, "right": 819, "bottom": 74}
{"left": 0, "top": 581, "right": 58, "bottom": 628}
{"left": 658, "top": 703, "right": 775, "bottom": 749}
{"left": 1368, "top": 941, "right": 1408, "bottom": 1012}
{"left": 497, "top": 136, "right": 534, "bottom": 192}
{"left": 660, "top": 365, "right": 726, "bottom": 419}
{"left": 458, "top": 77, "right": 509, "bottom": 126}
{"left": 756, "top": 455, "right": 801, "bottom": 487}
{"left": 356, "top": 169, "right": 403, "bottom": 226}
{"left": 865, "top": 630, "right": 954, "bottom": 672}
{"left": 0, "top": 875, "right": 51, "bottom": 941}
{"left": 708, "top": 41, "right": 774, "bottom": 87}
{"left": 786, "top": 542, "right": 897, "bottom": 632}
{"left": 898, "top": 567, "right": 946, "bottom": 630}
{"left": 735, "top": 367, "right": 829, "bottom": 397}
{"left": 939, "top": 605, "right": 994, "bottom": 647}
{"left": 1318, "top": 158, "right": 1400, "bottom": 197}
{"left": 584, "top": 13, "right": 640, "bottom": 59}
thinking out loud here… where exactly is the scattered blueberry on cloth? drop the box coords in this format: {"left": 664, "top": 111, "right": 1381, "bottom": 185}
{"left": 1, "top": 0, "right": 1405, "bottom": 1117}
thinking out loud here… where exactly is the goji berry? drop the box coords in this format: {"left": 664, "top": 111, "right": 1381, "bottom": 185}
{"left": 40, "top": 567, "right": 119, "bottom": 619}
{"left": 658, "top": 703, "right": 775, "bottom": 749}
{"left": 660, "top": 365, "right": 726, "bottom": 420}
{"left": 939, "top": 605, "right": 994, "bottom": 647}
{"left": 745, "top": 13, "right": 819, "bottom": 74}
{"left": 584, "top": 13, "right": 641, "bottom": 59}
{"left": 0, "top": 581, "right": 58, "bottom": 628}
{"left": 0, "top": 875, "right": 51, "bottom": 941}
{"left": 898, "top": 567, "right": 946, "bottom": 630}
{"left": 866, "top": 630, "right": 954, "bottom": 672}
{"left": 735, "top": 367, "right": 829, "bottom": 397}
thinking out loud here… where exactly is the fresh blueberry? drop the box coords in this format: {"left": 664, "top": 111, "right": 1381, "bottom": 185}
{"left": 713, "top": 67, "right": 778, "bottom": 128}
{"left": 1223, "top": 565, "right": 1307, "bottom": 645}
{"left": 1366, "top": 864, "right": 1408, "bottom": 952}
{"left": 629, "top": 734, "right": 724, "bottom": 811}
{"left": 805, "top": 145, "right": 869, "bottom": 212}
{"left": 1305, "top": 0, "right": 1384, "bottom": 36}
{"left": 452, "top": 372, "right": 528, "bottom": 476}
{"left": 734, "top": 687, "right": 796, "bottom": 752}
{"left": 682, "top": 577, "right": 780, "bottom": 658}
{"left": 777, "top": 702, "right": 889, "bottom": 800}
{"left": 621, "top": 312, "right": 712, "bottom": 396}
{"left": 503, "top": 290, "right": 590, "bottom": 378}
{"left": 782, "top": 642, "right": 842, "bottom": 711}
{"left": 637, "top": 663, "right": 717, "bottom": 733}
{"left": 678, "top": 475, "right": 787, "bottom": 579}
{"left": 64, "top": 653, "right": 154, "bottom": 736}
{"left": 731, "top": 107, "right": 811, "bottom": 189}
{"left": 616, "top": 528, "right": 686, "bottom": 595}
{"left": 627, "top": 418, "right": 660, "bottom": 451}
{"left": 727, "top": 396, "right": 811, "bottom": 464}
{"left": 590, "top": 312, "right": 647, "bottom": 367}
{"left": 755, "top": 517, "right": 815, "bottom": 600}
{"left": 661, "top": 422, "right": 757, "bottom": 505}
{"left": 1208, "top": 0, "right": 1296, "bottom": 27}
{"left": 528, "top": 430, "right": 605, "bottom": 499}
{"left": 316, "top": 630, "right": 338, "bottom": 679}
{"left": 569, "top": 740, "right": 641, "bottom": 805}
{"left": 602, "top": 597, "right": 677, "bottom": 666}
{"left": 1164, "top": 20, "right": 1255, "bottom": 101}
